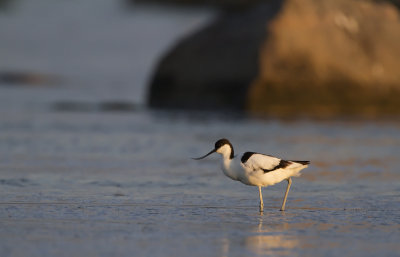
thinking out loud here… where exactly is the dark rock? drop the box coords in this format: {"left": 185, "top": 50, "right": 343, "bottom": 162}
{"left": 148, "top": 1, "right": 283, "bottom": 110}
{"left": 148, "top": 0, "right": 400, "bottom": 117}
{"left": 52, "top": 101, "right": 137, "bottom": 112}
{"left": 248, "top": 0, "right": 400, "bottom": 117}
{"left": 0, "top": 71, "right": 58, "bottom": 86}
{"left": 0, "top": 0, "right": 13, "bottom": 11}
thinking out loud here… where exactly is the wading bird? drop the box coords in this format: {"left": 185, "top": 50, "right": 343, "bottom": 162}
{"left": 193, "top": 139, "right": 309, "bottom": 212}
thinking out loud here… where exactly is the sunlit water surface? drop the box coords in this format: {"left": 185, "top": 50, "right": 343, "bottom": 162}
{"left": 0, "top": 110, "right": 399, "bottom": 257}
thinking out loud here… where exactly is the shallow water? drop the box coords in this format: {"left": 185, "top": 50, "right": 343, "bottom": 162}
{"left": 0, "top": 109, "right": 399, "bottom": 257}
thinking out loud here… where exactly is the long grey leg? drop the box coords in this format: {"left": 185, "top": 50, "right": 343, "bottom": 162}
{"left": 280, "top": 178, "right": 292, "bottom": 211}
{"left": 258, "top": 186, "right": 264, "bottom": 212}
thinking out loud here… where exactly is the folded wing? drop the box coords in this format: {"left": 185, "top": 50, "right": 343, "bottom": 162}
{"left": 241, "top": 152, "right": 292, "bottom": 173}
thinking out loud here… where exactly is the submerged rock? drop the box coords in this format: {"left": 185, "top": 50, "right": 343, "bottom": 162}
{"left": 0, "top": 71, "right": 59, "bottom": 86}
{"left": 148, "top": 0, "right": 400, "bottom": 117}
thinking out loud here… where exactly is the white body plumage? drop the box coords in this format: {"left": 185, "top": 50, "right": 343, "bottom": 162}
{"left": 193, "top": 139, "right": 310, "bottom": 211}
{"left": 220, "top": 148, "right": 304, "bottom": 187}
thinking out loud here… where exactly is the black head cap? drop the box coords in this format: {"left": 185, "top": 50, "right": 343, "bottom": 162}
{"left": 215, "top": 139, "right": 231, "bottom": 149}
{"left": 215, "top": 138, "right": 234, "bottom": 159}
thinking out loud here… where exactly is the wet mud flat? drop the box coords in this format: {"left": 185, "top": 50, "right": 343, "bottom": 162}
{"left": 0, "top": 111, "right": 399, "bottom": 257}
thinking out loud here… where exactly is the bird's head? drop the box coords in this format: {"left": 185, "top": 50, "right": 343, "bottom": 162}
{"left": 193, "top": 138, "right": 234, "bottom": 160}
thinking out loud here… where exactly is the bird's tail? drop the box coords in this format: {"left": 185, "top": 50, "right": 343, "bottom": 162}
{"left": 292, "top": 160, "right": 310, "bottom": 165}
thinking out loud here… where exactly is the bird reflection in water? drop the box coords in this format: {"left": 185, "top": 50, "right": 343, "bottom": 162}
{"left": 221, "top": 213, "right": 299, "bottom": 257}
{"left": 246, "top": 214, "right": 299, "bottom": 256}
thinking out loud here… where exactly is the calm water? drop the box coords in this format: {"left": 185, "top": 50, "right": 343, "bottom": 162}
{"left": 0, "top": 110, "right": 399, "bottom": 257}
{"left": 1, "top": 1, "right": 400, "bottom": 257}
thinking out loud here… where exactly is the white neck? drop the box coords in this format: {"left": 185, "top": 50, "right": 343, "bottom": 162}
{"left": 216, "top": 144, "right": 237, "bottom": 180}
{"left": 221, "top": 156, "right": 237, "bottom": 180}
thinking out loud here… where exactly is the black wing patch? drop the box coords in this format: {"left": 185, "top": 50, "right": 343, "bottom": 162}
{"left": 262, "top": 160, "right": 291, "bottom": 173}
{"left": 292, "top": 160, "right": 310, "bottom": 165}
{"left": 241, "top": 152, "right": 256, "bottom": 163}
{"left": 241, "top": 152, "right": 275, "bottom": 163}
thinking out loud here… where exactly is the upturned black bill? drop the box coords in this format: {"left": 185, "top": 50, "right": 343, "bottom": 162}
{"left": 192, "top": 149, "right": 216, "bottom": 160}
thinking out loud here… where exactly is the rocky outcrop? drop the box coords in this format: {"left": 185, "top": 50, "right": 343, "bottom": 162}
{"left": 148, "top": 1, "right": 283, "bottom": 110}
{"left": 248, "top": 0, "right": 400, "bottom": 117}
{"left": 148, "top": 0, "right": 400, "bottom": 117}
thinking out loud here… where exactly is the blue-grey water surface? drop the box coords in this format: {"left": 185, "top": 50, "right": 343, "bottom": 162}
{"left": 1, "top": 0, "right": 400, "bottom": 256}
{"left": 1, "top": 109, "right": 399, "bottom": 257}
